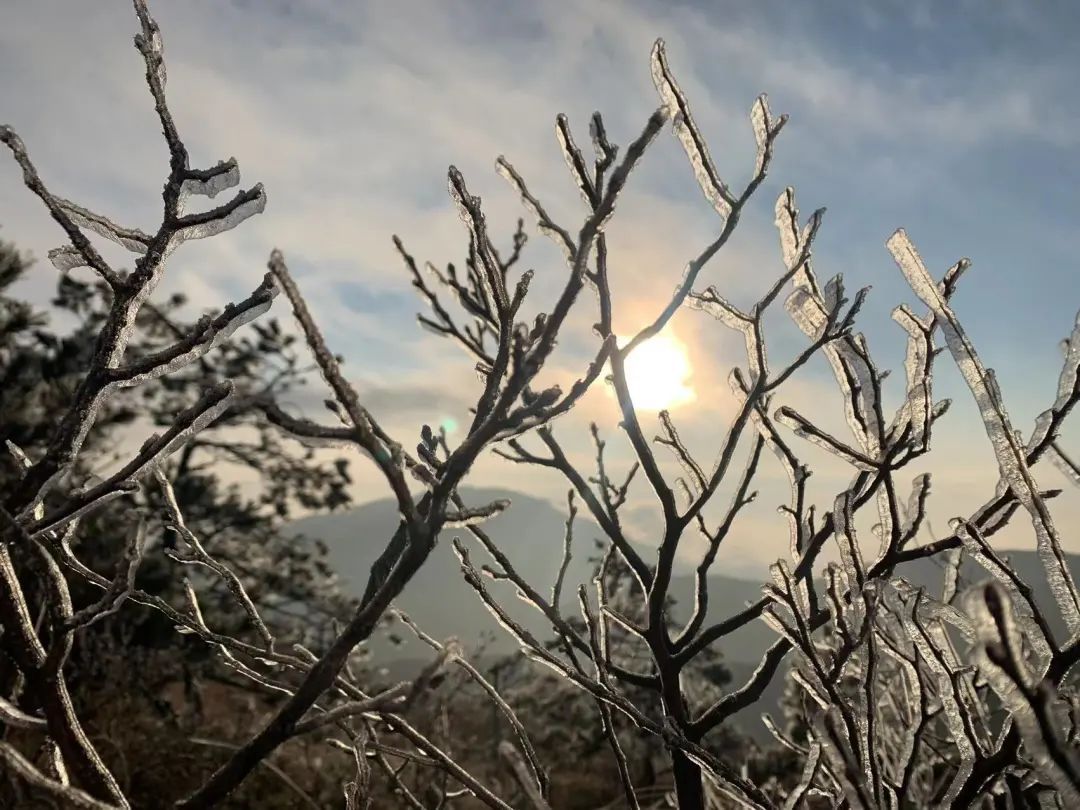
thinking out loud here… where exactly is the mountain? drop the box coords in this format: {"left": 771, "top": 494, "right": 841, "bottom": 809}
{"left": 289, "top": 487, "right": 770, "bottom": 665}
{"left": 289, "top": 488, "right": 1080, "bottom": 742}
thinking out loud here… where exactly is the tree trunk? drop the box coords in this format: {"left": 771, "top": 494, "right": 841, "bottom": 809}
{"left": 671, "top": 747, "right": 705, "bottom": 810}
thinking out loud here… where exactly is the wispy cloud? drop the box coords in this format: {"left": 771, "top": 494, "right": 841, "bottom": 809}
{"left": 2, "top": 0, "right": 1078, "bottom": 572}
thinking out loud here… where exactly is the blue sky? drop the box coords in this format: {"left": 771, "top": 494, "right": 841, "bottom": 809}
{"left": 2, "top": 0, "right": 1078, "bottom": 575}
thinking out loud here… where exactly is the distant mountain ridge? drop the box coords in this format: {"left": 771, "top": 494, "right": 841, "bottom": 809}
{"left": 290, "top": 487, "right": 1080, "bottom": 662}
{"left": 289, "top": 487, "right": 769, "bottom": 664}
{"left": 290, "top": 487, "right": 1080, "bottom": 741}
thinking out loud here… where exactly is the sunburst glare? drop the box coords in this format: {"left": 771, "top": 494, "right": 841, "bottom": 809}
{"left": 614, "top": 332, "right": 696, "bottom": 411}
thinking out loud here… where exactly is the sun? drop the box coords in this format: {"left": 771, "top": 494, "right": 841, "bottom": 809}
{"left": 615, "top": 332, "right": 696, "bottom": 411}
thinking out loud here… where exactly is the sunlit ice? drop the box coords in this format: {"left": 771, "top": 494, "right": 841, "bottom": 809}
{"left": 612, "top": 331, "right": 696, "bottom": 411}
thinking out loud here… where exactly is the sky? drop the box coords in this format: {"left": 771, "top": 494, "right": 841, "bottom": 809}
{"left": 2, "top": 0, "right": 1078, "bottom": 578}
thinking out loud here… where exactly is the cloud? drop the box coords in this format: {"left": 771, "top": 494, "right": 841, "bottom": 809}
{"left": 2, "top": 0, "right": 1079, "bottom": 575}
{"left": 283, "top": 373, "right": 475, "bottom": 428}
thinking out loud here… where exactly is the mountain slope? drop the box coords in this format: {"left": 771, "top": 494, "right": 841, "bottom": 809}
{"left": 291, "top": 488, "right": 1080, "bottom": 662}
{"left": 289, "top": 487, "right": 769, "bottom": 664}
{"left": 290, "top": 488, "right": 1080, "bottom": 742}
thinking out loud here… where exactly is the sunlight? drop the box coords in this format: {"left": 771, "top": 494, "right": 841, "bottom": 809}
{"left": 616, "top": 332, "right": 696, "bottom": 411}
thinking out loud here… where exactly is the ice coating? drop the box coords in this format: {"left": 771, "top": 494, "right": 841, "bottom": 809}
{"left": 777, "top": 189, "right": 884, "bottom": 459}
{"left": 760, "top": 601, "right": 802, "bottom": 652}
{"left": 776, "top": 406, "right": 878, "bottom": 471}
{"left": 901, "top": 473, "right": 931, "bottom": 541}
{"left": 1028, "top": 310, "right": 1080, "bottom": 453}
{"left": 892, "top": 578, "right": 975, "bottom": 642}
{"left": 781, "top": 740, "right": 821, "bottom": 810}
{"left": 967, "top": 584, "right": 1080, "bottom": 805}
{"left": 900, "top": 592, "right": 976, "bottom": 805}
{"left": 874, "top": 607, "right": 922, "bottom": 797}
{"left": 114, "top": 274, "right": 278, "bottom": 387}
{"left": 47, "top": 245, "right": 89, "bottom": 273}
{"left": 442, "top": 498, "right": 511, "bottom": 529}
{"left": 750, "top": 94, "right": 775, "bottom": 179}
{"left": 1049, "top": 444, "right": 1080, "bottom": 487}
{"left": 689, "top": 286, "right": 764, "bottom": 378}
{"left": 0, "top": 694, "right": 46, "bottom": 730}
{"left": 133, "top": 0, "right": 167, "bottom": 90}
{"left": 822, "top": 272, "right": 845, "bottom": 314}
{"left": 650, "top": 39, "right": 733, "bottom": 220}
{"left": 784, "top": 286, "right": 829, "bottom": 337}
{"left": 889, "top": 228, "right": 1080, "bottom": 639}
{"left": 174, "top": 184, "right": 266, "bottom": 243}
{"left": 57, "top": 198, "right": 151, "bottom": 253}
{"left": 954, "top": 521, "right": 1054, "bottom": 668}
{"left": 495, "top": 156, "right": 574, "bottom": 262}
{"left": 448, "top": 166, "right": 507, "bottom": 317}
{"left": 158, "top": 470, "right": 273, "bottom": 650}
{"left": 180, "top": 158, "right": 241, "bottom": 199}
{"left": 3, "top": 3, "right": 1078, "bottom": 801}
{"left": 735, "top": 373, "right": 810, "bottom": 562}
{"left": 812, "top": 706, "right": 875, "bottom": 808}
{"left": 775, "top": 188, "right": 803, "bottom": 272}
{"left": 554, "top": 114, "right": 595, "bottom": 209}
{"left": 118, "top": 383, "right": 235, "bottom": 483}
{"left": 941, "top": 548, "right": 962, "bottom": 605}
{"left": 891, "top": 305, "right": 934, "bottom": 450}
